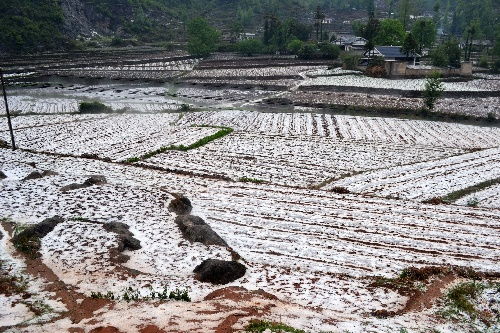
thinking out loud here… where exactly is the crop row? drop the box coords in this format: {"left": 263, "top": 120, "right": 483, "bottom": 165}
{"left": 178, "top": 110, "right": 500, "bottom": 149}
{"left": 0, "top": 114, "right": 217, "bottom": 161}
{"left": 143, "top": 132, "right": 464, "bottom": 187}
{"left": 328, "top": 147, "right": 500, "bottom": 201}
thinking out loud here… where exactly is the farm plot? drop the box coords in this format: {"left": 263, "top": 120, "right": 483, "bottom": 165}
{"left": 0, "top": 114, "right": 110, "bottom": 132}
{"left": 1, "top": 149, "right": 499, "bottom": 311}
{"left": 178, "top": 110, "right": 500, "bottom": 149}
{"left": 142, "top": 132, "right": 465, "bottom": 187}
{"left": 0, "top": 114, "right": 220, "bottom": 161}
{"left": 184, "top": 66, "right": 324, "bottom": 80}
{"left": 327, "top": 147, "right": 500, "bottom": 200}
{"left": 455, "top": 184, "right": 500, "bottom": 209}
{"left": 302, "top": 75, "right": 500, "bottom": 91}
{"left": 0, "top": 96, "right": 79, "bottom": 115}
{"left": 171, "top": 86, "right": 273, "bottom": 107}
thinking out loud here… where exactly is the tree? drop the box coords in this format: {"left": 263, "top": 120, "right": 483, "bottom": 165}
{"left": 399, "top": 0, "right": 412, "bottom": 30}
{"left": 314, "top": 6, "right": 325, "bottom": 41}
{"left": 361, "top": 18, "right": 380, "bottom": 51}
{"left": 463, "top": 21, "right": 479, "bottom": 61}
{"left": 373, "top": 19, "right": 406, "bottom": 46}
{"left": 319, "top": 43, "right": 340, "bottom": 60}
{"left": 430, "top": 38, "right": 461, "bottom": 67}
{"left": 411, "top": 18, "right": 437, "bottom": 53}
{"left": 401, "top": 32, "right": 419, "bottom": 64}
{"left": 423, "top": 72, "right": 444, "bottom": 111}
{"left": 298, "top": 43, "right": 317, "bottom": 60}
{"left": 287, "top": 39, "right": 303, "bottom": 55}
{"left": 187, "top": 18, "right": 220, "bottom": 57}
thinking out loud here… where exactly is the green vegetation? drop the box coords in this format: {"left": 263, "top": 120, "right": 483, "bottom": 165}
{"left": 245, "top": 320, "right": 306, "bottom": 333}
{"left": 79, "top": 101, "right": 112, "bottom": 114}
{"left": 0, "top": 0, "right": 65, "bottom": 53}
{"left": 423, "top": 72, "right": 444, "bottom": 111}
{"left": 442, "top": 177, "right": 500, "bottom": 203}
{"left": 12, "top": 223, "right": 41, "bottom": 258}
{"left": 430, "top": 38, "right": 462, "bottom": 68}
{"left": 341, "top": 53, "right": 361, "bottom": 70}
{"left": 411, "top": 18, "right": 437, "bottom": 53}
{"left": 440, "top": 281, "right": 485, "bottom": 319}
{"left": 91, "top": 286, "right": 191, "bottom": 302}
{"left": 126, "top": 126, "right": 233, "bottom": 162}
{"left": 239, "top": 177, "right": 266, "bottom": 184}
{"left": 187, "top": 18, "right": 220, "bottom": 57}
{"left": 237, "top": 39, "right": 265, "bottom": 56}
{"left": 373, "top": 19, "right": 406, "bottom": 46}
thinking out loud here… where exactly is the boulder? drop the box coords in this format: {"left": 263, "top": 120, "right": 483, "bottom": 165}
{"left": 193, "top": 259, "right": 246, "bottom": 285}
{"left": 103, "top": 222, "right": 141, "bottom": 251}
{"left": 23, "top": 171, "right": 43, "bottom": 181}
{"left": 84, "top": 175, "right": 107, "bottom": 186}
{"left": 41, "top": 170, "right": 58, "bottom": 177}
{"left": 175, "top": 215, "right": 227, "bottom": 247}
{"left": 0, "top": 139, "right": 8, "bottom": 148}
{"left": 168, "top": 196, "right": 192, "bottom": 215}
{"left": 60, "top": 183, "right": 86, "bottom": 192}
{"left": 0, "top": 171, "right": 6, "bottom": 179}
{"left": 11, "top": 216, "right": 64, "bottom": 256}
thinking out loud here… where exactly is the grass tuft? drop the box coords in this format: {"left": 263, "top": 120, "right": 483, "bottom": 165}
{"left": 79, "top": 101, "right": 112, "bottom": 114}
{"left": 239, "top": 177, "right": 266, "bottom": 184}
{"left": 245, "top": 320, "right": 306, "bottom": 333}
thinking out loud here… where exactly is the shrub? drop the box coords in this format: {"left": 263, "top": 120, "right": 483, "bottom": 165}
{"left": 79, "top": 101, "right": 111, "bottom": 114}
{"left": 297, "top": 43, "right": 317, "bottom": 60}
{"left": 319, "top": 43, "right": 340, "bottom": 60}
{"left": 423, "top": 72, "right": 444, "bottom": 111}
{"left": 491, "top": 59, "right": 500, "bottom": 73}
{"left": 245, "top": 320, "right": 305, "bottom": 333}
{"left": 237, "top": 39, "right": 264, "bottom": 56}
{"left": 341, "top": 53, "right": 361, "bottom": 70}
{"left": 478, "top": 55, "right": 489, "bottom": 68}
{"left": 287, "top": 39, "right": 303, "bottom": 55}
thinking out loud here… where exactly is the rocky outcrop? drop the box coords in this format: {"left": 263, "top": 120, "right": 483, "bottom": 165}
{"left": 168, "top": 196, "right": 192, "bottom": 215}
{"left": 175, "top": 215, "right": 227, "bottom": 247}
{"left": 0, "top": 171, "right": 6, "bottom": 179}
{"left": 23, "top": 170, "right": 58, "bottom": 181}
{"left": 194, "top": 259, "right": 246, "bottom": 285}
{"left": 103, "top": 222, "right": 141, "bottom": 252}
{"left": 11, "top": 216, "right": 64, "bottom": 257}
{"left": 61, "top": 175, "right": 107, "bottom": 192}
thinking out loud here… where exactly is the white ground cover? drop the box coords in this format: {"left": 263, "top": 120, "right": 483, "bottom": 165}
{"left": 143, "top": 132, "right": 464, "bottom": 187}
{"left": 455, "top": 183, "right": 500, "bottom": 209}
{"left": 1, "top": 148, "right": 499, "bottom": 332}
{"left": 0, "top": 114, "right": 218, "bottom": 161}
{"left": 0, "top": 114, "right": 110, "bottom": 132}
{"left": 327, "top": 147, "right": 500, "bottom": 200}
{"left": 185, "top": 66, "right": 322, "bottom": 78}
{"left": 178, "top": 110, "right": 500, "bottom": 149}
{"left": 303, "top": 75, "right": 500, "bottom": 91}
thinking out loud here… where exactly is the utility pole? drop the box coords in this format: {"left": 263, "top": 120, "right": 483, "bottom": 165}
{"left": 0, "top": 68, "right": 16, "bottom": 150}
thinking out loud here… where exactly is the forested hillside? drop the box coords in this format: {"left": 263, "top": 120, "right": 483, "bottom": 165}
{"left": 0, "top": 0, "right": 498, "bottom": 54}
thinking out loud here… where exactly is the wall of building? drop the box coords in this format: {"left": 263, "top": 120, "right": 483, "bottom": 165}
{"left": 385, "top": 61, "right": 473, "bottom": 78}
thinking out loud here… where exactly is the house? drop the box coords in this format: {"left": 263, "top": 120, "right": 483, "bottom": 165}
{"left": 365, "top": 46, "right": 420, "bottom": 63}
{"left": 238, "top": 33, "right": 256, "bottom": 41}
{"left": 333, "top": 36, "right": 367, "bottom": 52}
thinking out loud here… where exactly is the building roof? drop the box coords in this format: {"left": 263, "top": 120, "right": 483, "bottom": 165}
{"left": 374, "top": 46, "right": 419, "bottom": 58}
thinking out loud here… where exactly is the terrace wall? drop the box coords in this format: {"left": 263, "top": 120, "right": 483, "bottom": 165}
{"left": 385, "top": 61, "right": 473, "bottom": 78}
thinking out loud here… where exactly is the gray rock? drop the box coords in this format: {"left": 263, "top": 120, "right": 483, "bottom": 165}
{"left": 193, "top": 259, "right": 246, "bottom": 285}
{"left": 23, "top": 171, "right": 43, "bottom": 181}
{"left": 175, "top": 215, "right": 227, "bottom": 247}
{"left": 0, "top": 171, "right": 6, "bottom": 179}
{"left": 83, "top": 175, "right": 107, "bottom": 186}
{"left": 103, "top": 222, "right": 141, "bottom": 251}
{"left": 168, "top": 196, "right": 192, "bottom": 215}
{"left": 60, "top": 183, "right": 86, "bottom": 192}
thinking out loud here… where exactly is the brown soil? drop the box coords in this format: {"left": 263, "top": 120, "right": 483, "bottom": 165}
{"left": 400, "top": 273, "right": 457, "bottom": 313}
{"left": 139, "top": 325, "right": 168, "bottom": 333}
{"left": 2, "top": 222, "right": 112, "bottom": 324}
{"left": 89, "top": 327, "right": 123, "bottom": 333}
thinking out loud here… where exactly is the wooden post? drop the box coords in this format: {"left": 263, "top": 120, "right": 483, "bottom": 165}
{"left": 0, "top": 68, "right": 16, "bottom": 150}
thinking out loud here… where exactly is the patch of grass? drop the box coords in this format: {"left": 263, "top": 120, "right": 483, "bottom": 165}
{"left": 245, "top": 320, "right": 306, "bottom": 333}
{"left": 371, "top": 266, "right": 447, "bottom": 295}
{"left": 127, "top": 126, "right": 234, "bottom": 162}
{"left": 0, "top": 261, "right": 29, "bottom": 295}
{"left": 90, "top": 286, "right": 191, "bottom": 303}
{"left": 239, "top": 177, "right": 266, "bottom": 184}
{"left": 79, "top": 101, "right": 112, "bottom": 114}
{"left": 12, "top": 223, "right": 41, "bottom": 258}
{"left": 442, "top": 177, "right": 500, "bottom": 203}
{"left": 179, "top": 103, "right": 192, "bottom": 112}
{"left": 438, "top": 281, "right": 493, "bottom": 322}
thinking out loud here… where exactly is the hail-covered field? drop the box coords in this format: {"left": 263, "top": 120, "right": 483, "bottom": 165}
{"left": 178, "top": 110, "right": 500, "bottom": 149}
{"left": 1, "top": 53, "right": 500, "bottom": 332}
{"left": 0, "top": 114, "right": 220, "bottom": 161}
{"left": 328, "top": 147, "right": 500, "bottom": 200}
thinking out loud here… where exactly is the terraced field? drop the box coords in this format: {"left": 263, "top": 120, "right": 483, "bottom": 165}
{"left": 0, "top": 114, "right": 219, "bottom": 161}
{"left": 143, "top": 132, "right": 465, "bottom": 187}
{"left": 179, "top": 110, "right": 500, "bottom": 149}
{"left": 328, "top": 147, "right": 500, "bottom": 200}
